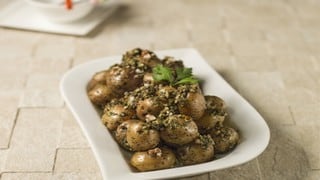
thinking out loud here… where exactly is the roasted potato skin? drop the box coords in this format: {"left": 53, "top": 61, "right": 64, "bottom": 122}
{"left": 130, "top": 147, "right": 176, "bottom": 171}
{"left": 210, "top": 126, "right": 240, "bottom": 153}
{"left": 136, "top": 97, "right": 163, "bottom": 121}
{"left": 196, "top": 95, "right": 227, "bottom": 132}
{"left": 196, "top": 111, "right": 225, "bottom": 132}
{"left": 157, "top": 86, "right": 177, "bottom": 102}
{"left": 160, "top": 115, "right": 198, "bottom": 146}
{"left": 114, "top": 120, "right": 132, "bottom": 150}
{"left": 177, "top": 135, "right": 214, "bottom": 165}
{"left": 162, "top": 56, "right": 184, "bottom": 70}
{"left": 123, "top": 48, "right": 161, "bottom": 68}
{"left": 87, "top": 70, "right": 108, "bottom": 90}
{"left": 88, "top": 84, "right": 114, "bottom": 106}
{"left": 102, "top": 104, "right": 135, "bottom": 130}
{"left": 105, "top": 65, "right": 142, "bottom": 95}
{"left": 138, "top": 49, "right": 161, "bottom": 68}
{"left": 178, "top": 86, "right": 206, "bottom": 120}
{"left": 126, "top": 121, "right": 160, "bottom": 151}
{"left": 205, "top": 95, "right": 226, "bottom": 111}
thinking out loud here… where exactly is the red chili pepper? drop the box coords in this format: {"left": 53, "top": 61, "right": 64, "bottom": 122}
{"left": 65, "top": 0, "right": 73, "bottom": 10}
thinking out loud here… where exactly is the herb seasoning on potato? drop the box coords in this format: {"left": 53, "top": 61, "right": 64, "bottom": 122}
{"left": 87, "top": 48, "right": 240, "bottom": 172}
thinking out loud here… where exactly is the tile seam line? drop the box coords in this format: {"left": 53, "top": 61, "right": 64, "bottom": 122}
{"left": 1, "top": 171, "right": 52, "bottom": 174}
{"left": 6, "top": 108, "right": 20, "bottom": 149}
{"left": 18, "top": 106, "right": 65, "bottom": 110}
{"left": 288, "top": 106, "right": 297, "bottom": 125}
{"left": 255, "top": 158, "right": 263, "bottom": 180}
{"left": 57, "top": 147, "right": 91, "bottom": 150}
{"left": 51, "top": 148, "right": 58, "bottom": 173}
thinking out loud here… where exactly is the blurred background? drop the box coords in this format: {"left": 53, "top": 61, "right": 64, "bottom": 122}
{"left": 0, "top": 0, "right": 319, "bottom": 179}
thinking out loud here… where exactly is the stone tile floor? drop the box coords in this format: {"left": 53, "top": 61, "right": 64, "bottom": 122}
{"left": 0, "top": 0, "right": 320, "bottom": 179}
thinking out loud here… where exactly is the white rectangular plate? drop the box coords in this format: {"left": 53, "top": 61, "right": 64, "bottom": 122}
{"left": 0, "top": 0, "right": 118, "bottom": 36}
{"left": 60, "top": 48, "right": 270, "bottom": 180}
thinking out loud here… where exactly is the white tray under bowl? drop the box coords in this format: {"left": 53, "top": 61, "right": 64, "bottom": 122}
{"left": 0, "top": 0, "right": 118, "bottom": 36}
{"left": 60, "top": 48, "right": 270, "bottom": 180}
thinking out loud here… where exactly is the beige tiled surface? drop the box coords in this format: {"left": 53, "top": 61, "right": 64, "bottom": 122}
{"left": 54, "top": 149, "right": 100, "bottom": 173}
{"left": 1, "top": 0, "right": 320, "bottom": 179}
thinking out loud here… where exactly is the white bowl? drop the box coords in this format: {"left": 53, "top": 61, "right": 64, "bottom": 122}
{"left": 60, "top": 48, "right": 270, "bottom": 180}
{"left": 25, "top": 0, "right": 95, "bottom": 23}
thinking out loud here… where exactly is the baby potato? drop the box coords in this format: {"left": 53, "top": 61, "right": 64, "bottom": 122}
{"left": 126, "top": 121, "right": 160, "bottom": 151}
{"left": 88, "top": 84, "right": 114, "bottom": 106}
{"left": 160, "top": 115, "right": 198, "bottom": 146}
{"left": 106, "top": 65, "right": 142, "bottom": 95}
{"left": 177, "top": 135, "right": 214, "bottom": 165}
{"left": 178, "top": 90, "right": 206, "bottom": 120}
{"left": 87, "top": 70, "right": 108, "bottom": 90}
{"left": 210, "top": 126, "right": 240, "bottom": 154}
{"left": 196, "top": 95, "right": 227, "bottom": 132}
{"left": 122, "top": 48, "right": 161, "bottom": 68}
{"left": 157, "top": 86, "right": 177, "bottom": 102}
{"left": 114, "top": 120, "right": 137, "bottom": 151}
{"left": 196, "top": 110, "right": 226, "bottom": 132}
{"left": 205, "top": 95, "right": 226, "bottom": 111}
{"left": 130, "top": 147, "right": 176, "bottom": 172}
{"left": 139, "top": 49, "right": 161, "bottom": 68}
{"left": 136, "top": 97, "right": 163, "bottom": 121}
{"left": 162, "top": 56, "right": 184, "bottom": 70}
{"left": 102, "top": 104, "right": 135, "bottom": 131}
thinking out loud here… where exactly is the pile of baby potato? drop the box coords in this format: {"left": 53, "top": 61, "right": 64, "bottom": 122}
{"left": 87, "top": 48, "right": 239, "bottom": 172}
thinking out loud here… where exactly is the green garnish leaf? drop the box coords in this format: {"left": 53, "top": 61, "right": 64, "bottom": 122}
{"left": 152, "top": 65, "right": 174, "bottom": 84}
{"left": 174, "top": 76, "right": 199, "bottom": 85}
{"left": 152, "top": 65, "right": 199, "bottom": 85}
{"left": 176, "top": 67, "right": 192, "bottom": 81}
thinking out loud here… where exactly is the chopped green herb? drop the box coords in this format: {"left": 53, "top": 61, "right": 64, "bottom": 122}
{"left": 152, "top": 65, "right": 199, "bottom": 85}
{"left": 152, "top": 65, "right": 174, "bottom": 84}
{"left": 175, "top": 76, "right": 199, "bottom": 85}
{"left": 176, "top": 67, "right": 192, "bottom": 81}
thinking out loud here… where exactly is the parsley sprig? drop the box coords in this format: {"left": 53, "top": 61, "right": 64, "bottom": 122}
{"left": 152, "top": 65, "right": 199, "bottom": 86}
